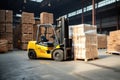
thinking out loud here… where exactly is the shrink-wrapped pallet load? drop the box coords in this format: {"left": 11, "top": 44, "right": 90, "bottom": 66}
{"left": 107, "top": 30, "right": 120, "bottom": 52}
{"left": 73, "top": 24, "right": 98, "bottom": 61}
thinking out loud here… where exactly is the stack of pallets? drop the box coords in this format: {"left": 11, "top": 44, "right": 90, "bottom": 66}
{"left": 0, "top": 10, "right": 13, "bottom": 50}
{"left": 33, "top": 20, "right": 40, "bottom": 41}
{"left": 21, "top": 12, "right": 35, "bottom": 50}
{"left": 40, "top": 12, "right": 54, "bottom": 42}
{"left": 107, "top": 30, "right": 120, "bottom": 54}
{"left": 0, "top": 39, "right": 8, "bottom": 53}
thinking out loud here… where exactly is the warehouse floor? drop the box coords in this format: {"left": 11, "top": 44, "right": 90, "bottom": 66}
{"left": 0, "top": 49, "right": 120, "bottom": 80}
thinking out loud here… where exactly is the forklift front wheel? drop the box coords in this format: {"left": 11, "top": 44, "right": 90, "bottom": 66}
{"left": 52, "top": 49, "right": 63, "bottom": 61}
{"left": 28, "top": 50, "right": 36, "bottom": 59}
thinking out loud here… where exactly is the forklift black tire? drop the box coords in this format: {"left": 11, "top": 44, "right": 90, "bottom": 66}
{"left": 52, "top": 49, "right": 63, "bottom": 61}
{"left": 28, "top": 50, "right": 36, "bottom": 59}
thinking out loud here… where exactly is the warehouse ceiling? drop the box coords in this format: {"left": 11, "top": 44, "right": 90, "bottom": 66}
{"left": 0, "top": 0, "right": 102, "bottom": 17}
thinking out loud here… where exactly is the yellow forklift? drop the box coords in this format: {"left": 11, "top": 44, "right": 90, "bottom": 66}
{"left": 27, "top": 17, "right": 72, "bottom": 61}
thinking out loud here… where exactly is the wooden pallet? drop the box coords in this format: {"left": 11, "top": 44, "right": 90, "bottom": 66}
{"left": 75, "top": 57, "right": 99, "bottom": 62}
{"left": 98, "top": 48, "right": 106, "bottom": 49}
{"left": 106, "top": 51, "right": 120, "bottom": 55}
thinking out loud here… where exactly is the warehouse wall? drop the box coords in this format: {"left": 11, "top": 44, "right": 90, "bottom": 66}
{"left": 65, "top": 2, "right": 120, "bottom": 34}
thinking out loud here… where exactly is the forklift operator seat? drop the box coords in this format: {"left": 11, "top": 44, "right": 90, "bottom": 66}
{"left": 41, "top": 36, "right": 48, "bottom": 42}
{"left": 39, "top": 36, "right": 54, "bottom": 47}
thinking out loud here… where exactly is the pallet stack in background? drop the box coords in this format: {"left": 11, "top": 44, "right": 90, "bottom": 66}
{"left": 72, "top": 24, "right": 98, "bottom": 61}
{"left": 46, "top": 27, "right": 54, "bottom": 42}
{"left": 35, "top": 24, "right": 54, "bottom": 42}
{"left": 40, "top": 12, "right": 54, "bottom": 42}
{"left": 0, "top": 10, "right": 13, "bottom": 51}
{"left": 40, "top": 12, "right": 53, "bottom": 24}
{"left": 33, "top": 20, "right": 40, "bottom": 41}
{"left": 21, "top": 12, "right": 35, "bottom": 50}
{"left": 0, "top": 40, "right": 8, "bottom": 53}
{"left": 97, "top": 34, "right": 107, "bottom": 49}
{"left": 107, "top": 30, "right": 120, "bottom": 52}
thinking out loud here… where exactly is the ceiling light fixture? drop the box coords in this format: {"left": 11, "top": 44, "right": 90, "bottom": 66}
{"left": 48, "top": 2, "right": 51, "bottom": 7}
{"left": 31, "top": 0, "right": 43, "bottom": 3}
{"left": 19, "top": 10, "right": 22, "bottom": 12}
{"left": 24, "top": 0, "right": 27, "bottom": 3}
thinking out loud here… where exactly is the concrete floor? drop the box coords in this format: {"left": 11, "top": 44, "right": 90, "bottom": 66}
{"left": 0, "top": 49, "right": 120, "bottom": 80}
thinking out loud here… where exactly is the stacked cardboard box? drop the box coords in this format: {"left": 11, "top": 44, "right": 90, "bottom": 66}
{"left": 0, "top": 10, "right": 5, "bottom": 23}
{"left": 46, "top": 27, "right": 54, "bottom": 42}
{"left": 0, "top": 39, "right": 8, "bottom": 53}
{"left": 22, "top": 12, "right": 35, "bottom": 24}
{"left": 37, "top": 26, "right": 54, "bottom": 42}
{"left": 40, "top": 12, "right": 53, "bottom": 24}
{"left": 6, "top": 10, "right": 13, "bottom": 23}
{"left": 0, "top": 10, "right": 13, "bottom": 50}
{"left": 73, "top": 24, "right": 98, "bottom": 61}
{"left": 33, "top": 26, "right": 54, "bottom": 42}
{"left": 33, "top": 20, "right": 40, "bottom": 40}
{"left": 97, "top": 34, "right": 107, "bottom": 49}
{"left": 38, "top": 12, "right": 54, "bottom": 42}
{"left": 107, "top": 30, "right": 120, "bottom": 52}
{"left": 0, "top": 23, "right": 6, "bottom": 32}
{"left": 21, "top": 12, "right": 35, "bottom": 50}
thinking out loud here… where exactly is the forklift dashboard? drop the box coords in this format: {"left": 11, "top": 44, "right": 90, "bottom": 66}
{"left": 38, "top": 42, "right": 54, "bottom": 47}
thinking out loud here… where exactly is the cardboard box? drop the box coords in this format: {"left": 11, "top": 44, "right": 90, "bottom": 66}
{"left": 21, "top": 34, "right": 33, "bottom": 43}
{"left": 0, "top": 10, "right": 13, "bottom": 23}
{"left": 47, "top": 27, "right": 54, "bottom": 34}
{"left": 0, "top": 39, "right": 8, "bottom": 52}
{"left": 48, "top": 13, "right": 53, "bottom": 24}
{"left": 107, "top": 30, "right": 120, "bottom": 52}
{"left": 46, "top": 34, "right": 54, "bottom": 42}
{"left": 40, "top": 12, "right": 53, "bottom": 24}
{"left": 0, "top": 23, "right": 6, "bottom": 32}
{"left": 0, "top": 32, "right": 13, "bottom": 43}
{"left": 0, "top": 10, "right": 6, "bottom": 22}
{"left": 0, "top": 23, "right": 13, "bottom": 33}
{"left": 73, "top": 24, "right": 97, "bottom": 36}
{"left": 6, "top": 10, "right": 13, "bottom": 23}
{"left": 21, "top": 43, "right": 28, "bottom": 50}
{"left": 5, "top": 33, "right": 13, "bottom": 43}
{"left": 6, "top": 23, "right": 13, "bottom": 33}
{"left": 22, "top": 12, "right": 35, "bottom": 24}
{"left": 40, "top": 27, "right": 46, "bottom": 34}
{"left": 21, "top": 24, "right": 33, "bottom": 34}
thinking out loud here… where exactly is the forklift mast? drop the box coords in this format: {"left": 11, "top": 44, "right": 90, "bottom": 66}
{"left": 57, "top": 17, "right": 72, "bottom": 60}
{"left": 57, "top": 17, "right": 69, "bottom": 44}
